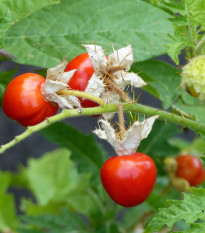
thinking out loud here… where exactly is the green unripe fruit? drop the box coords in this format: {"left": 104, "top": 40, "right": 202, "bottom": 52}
{"left": 181, "top": 55, "right": 205, "bottom": 100}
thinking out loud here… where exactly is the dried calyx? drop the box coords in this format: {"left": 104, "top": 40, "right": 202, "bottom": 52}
{"left": 93, "top": 116, "right": 159, "bottom": 156}
{"left": 41, "top": 59, "right": 81, "bottom": 109}
{"left": 83, "top": 44, "right": 146, "bottom": 119}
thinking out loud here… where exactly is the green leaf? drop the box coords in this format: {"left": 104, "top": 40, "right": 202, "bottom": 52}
{"left": 22, "top": 148, "right": 96, "bottom": 216}
{"left": 0, "top": 9, "right": 11, "bottom": 48}
{"left": 121, "top": 202, "right": 152, "bottom": 230}
{"left": 0, "top": 171, "right": 11, "bottom": 194}
{"left": 94, "top": 222, "right": 122, "bottom": 233}
{"left": 173, "top": 223, "right": 205, "bottom": 233}
{"left": 188, "top": 0, "right": 205, "bottom": 28}
{"left": 174, "top": 92, "right": 205, "bottom": 126}
{"left": 168, "top": 137, "right": 190, "bottom": 152}
{"left": 158, "top": 0, "right": 204, "bottom": 63}
{"left": 0, "top": 67, "right": 17, "bottom": 105}
{"left": 19, "top": 208, "right": 87, "bottom": 233}
{"left": 145, "top": 188, "right": 205, "bottom": 233}
{"left": 169, "top": 136, "right": 205, "bottom": 156}
{"left": 0, "top": 0, "right": 60, "bottom": 48}
{"left": 4, "top": 0, "right": 173, "bottom": 68}
{"left": 132, "top": 60, "right": 181, "bottom": 109}
{"left": 41, "top": 122, "right": 106, "bottom": 180}
{"left": 165, "top": 40, "right": 185, "bottom": 65}
{"left": 138, "top": 120, "right": 180, "bottom": 158}
{"left": 0, "top": 171, "right": 18, "bottom": 231}
{"left": 0, "top": 0, "right": 60, "bottom": 25}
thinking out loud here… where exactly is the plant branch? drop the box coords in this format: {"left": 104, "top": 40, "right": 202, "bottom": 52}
{"left": 105, "top": 79, "right": 131, "bottom": 102}
{"left": 195, "top": 35, "right": 205, "bottom": 56}
{"left": 117, "top": 103, "right": 126, "bottom": 138}
{"left": 57, "top": 89, "right": 105, "bottom": 106}
{"left": 1, "top": 102, "right": 205, "bottom": 154}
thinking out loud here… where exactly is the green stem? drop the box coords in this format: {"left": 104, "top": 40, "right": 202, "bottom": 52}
{"left": 57, "top": 89, "right": 105, "bottom": 106}
{"left": 195, "top": 35, "right": 205, "bottom": 56}
{"left": 184, "top": 0, "right": 195, "bottom": 59}
{"left": 1, "top": 102, "right": 205, "bottom": 154}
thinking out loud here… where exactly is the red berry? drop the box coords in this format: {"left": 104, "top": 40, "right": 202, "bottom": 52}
{"left": 100, "top": 153, "right": 157, "bottom": 207}
{"left": 176, "top": 154, "right": 205, "bottom": 186}
{"left": 2, "top": 73, "right": 58, "bottom": 126}
{"left": 65, "top": 53, "right": 99, "bottom": 108}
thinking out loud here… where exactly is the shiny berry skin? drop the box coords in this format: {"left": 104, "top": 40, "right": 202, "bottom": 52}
{"left": 100, "top": 153, "right": 157, "bottom": 207}
{"left": 2, "top": 73, "right": 58, "bottom": 126}
{"left": 176, "top": 154, "right": 205, "bottom": 186}
{"left": 65, "top": 53, "right": 98, "bottom": 108}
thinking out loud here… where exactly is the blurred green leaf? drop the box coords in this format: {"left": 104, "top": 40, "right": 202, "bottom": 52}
{"left": 22, "top": 148, "right": 96, "bottom": 216}
{"left": 94, "top": 222, "right": 122, "bottom": 233}
{"left": 132, "top": 60, "right": 181, "bottom": 109}
{"left": 41, "top": 122, "right": 106, "bottom": 181}
{"left": 0, "top": 67, "right": 17, "bottom": 105}
{"left": 145, "top": 188, "right": 205, "bottom": 233}
{"left": 4, "top": 0, "right": 173, "bottom": 68}
{"left": 19, "top": 208, "right": 87, "bottom": 233}
{"left": 168, "top": 137, "right": 190, "bottom": 152}
{"left": 0, "top": 171, "right": 18, "bottom": 231}
{"left": 172, "top": 223, "right": 205, "bottom": 233}
{"left": 138, "top": 120, "right": 180, "bottom": 157}
{"left": 169, "top": 137, "right": 205, "bottom": 156}
{"left": 121, "top": 202, "right": 152, "bottom": 230}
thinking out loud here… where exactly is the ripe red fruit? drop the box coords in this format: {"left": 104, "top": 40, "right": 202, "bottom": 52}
{"left": 100, "top": 153, "right": 157, "bottom": 207}
{"left": 176, "top": 154, "right": 205, "bottom": 186}
{"left": 2, "top": 73, "right": 58, "bottom": 126}
{"left": 65, "top": 53, "right": 99, "bottom": 108}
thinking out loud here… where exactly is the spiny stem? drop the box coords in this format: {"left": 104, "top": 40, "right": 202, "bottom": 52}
{"left": 105, "top": 79, "right": 131, "bottom": 102}
{"left": 1, "top": 102, "right": 205, "bottom": 154}
{"left": 57, "top": 89, "right": 105, "bottom": 106}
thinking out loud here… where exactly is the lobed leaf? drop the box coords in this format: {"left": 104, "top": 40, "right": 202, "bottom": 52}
{"left": 145, "top": 188, "right": 205, "bottom": 232}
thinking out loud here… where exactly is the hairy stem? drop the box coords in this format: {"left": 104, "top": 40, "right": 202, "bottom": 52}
{"left": 117, "top": 103, "right": 126, "bottom": 138}
{"left": 105, "top": 79, "right": 131, "bottom": 102}
{"left": 57, "top": 89, "right": 105, "bottom": 105}
{"left": 1, "top": 102, "right": 205, "bottom": 154}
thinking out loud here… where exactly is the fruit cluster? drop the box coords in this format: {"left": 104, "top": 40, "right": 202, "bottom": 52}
{"left": 2, "top": 45, "right": 204, "bottom": 208}
{"left": 164, "top": 154, "right": 205, "bottom": 192}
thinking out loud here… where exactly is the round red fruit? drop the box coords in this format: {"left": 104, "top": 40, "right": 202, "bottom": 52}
{"left": 65, "top": 53, "right": 98, "bottom": 108}
{"left": 2, "top": 73, "right": 58, "bottom": 126}
{"left": 176, "top": 154, "right": 205, "bottom": 186}
{"left": 100, "top": 153, "right": 157, "bottom": 207}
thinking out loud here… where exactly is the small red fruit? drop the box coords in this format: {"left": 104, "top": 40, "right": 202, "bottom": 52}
{"left": 2, "top": 73, "right": 58, "bottom": 126}
{"left": 65, "top": 53, "right": 99, "bottom": 108}
{"left": 176, "top": 154, "right": 205, "bottom": 186}
{"left": 100, "top": 153, "right": 157, "bottom": 207}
